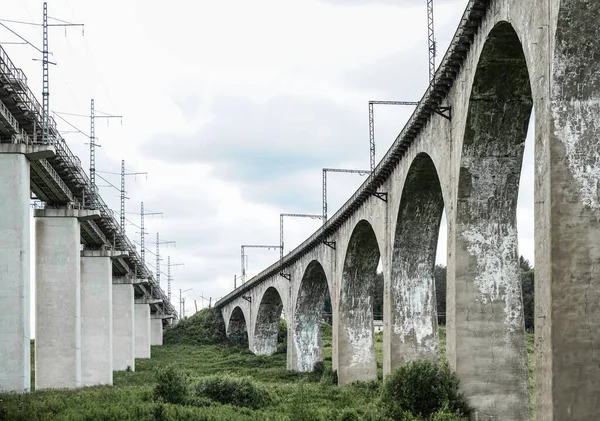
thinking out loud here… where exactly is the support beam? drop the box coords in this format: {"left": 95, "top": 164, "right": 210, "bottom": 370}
{"left": 80, "top": 251, "right": 113, "bottom": 386}
{"left": 134, "top": 304, "right": 151, "bottom": 359}
{"left": 150, "top": 317, "right": 163, "bottom": 346}
{"left": 34, "top": 208, "right": 99, "bottom": 390}
{"left": 112, "top": 280, "right": 135, "bottom": 371}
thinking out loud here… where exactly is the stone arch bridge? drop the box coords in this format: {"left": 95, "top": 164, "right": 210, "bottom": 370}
{"left": 216, "top": 1, "right": 600, "bottom": 419}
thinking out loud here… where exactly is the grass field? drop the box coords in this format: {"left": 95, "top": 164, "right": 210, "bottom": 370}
{"left": 0, "top": 326, "right": 534, "bottom": 421}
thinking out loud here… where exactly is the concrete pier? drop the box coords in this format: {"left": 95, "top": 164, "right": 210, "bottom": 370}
{"left": 0, "top": 147, "right": 31, "bottom": 392}
{"left": 134, "top": 303, "right": 151, "bottom": 359}
{"left": 34, "top": 208, "right": 99, "bottom": 390}
{"left": 112, "top": 279, "right": 135, "bottom": 371}
{"left": 150, "top": 317, "right": 164, "bottom": 346}
{"left": 80, "top": 251, "right": 113, "bottom": 386}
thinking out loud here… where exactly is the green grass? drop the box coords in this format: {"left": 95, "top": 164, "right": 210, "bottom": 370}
{"left": 0, "top": 326, "right": 534, "bottom": 421}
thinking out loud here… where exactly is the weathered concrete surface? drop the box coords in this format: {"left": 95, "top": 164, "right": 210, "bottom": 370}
{"left": 338, "top": 220, "right": 380, "bottom": 386}
{"left": 112, "top": 281, "right": 135, "bottom": 371}
{"left": 150, "top": 318, "right": 163, "bottom": 346}
{"left": 217, "top": 1, "right": 600, "bottom": 419}
{"left": 227, "top": 306, "right": 249, "bottom": 344}
{"left": 134, "top": 303, "right": 151, "bottom": 359}
{"left": 253, "top": 287, "right": 284, "bottom": 355}
{"left": 34, "top": 210, "right": 83, "bottom": 390}
{"left": 389, "top": 153, "right": 441, "bottom": 369}
{"left": 453, "top": 21, "right": 531, "bottom": 420}
{"left": 80, "top": 253, "right": 113, "bottom": 386}
{"left": 0, "top": 150, "right": 31, "bottom": 392}
{"left": 291, "top": 260, "right": 330, "bottom": 372}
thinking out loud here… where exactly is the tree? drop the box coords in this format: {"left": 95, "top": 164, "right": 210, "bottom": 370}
{"left": 434, "top": 265, "right": 447, "bottom": 325}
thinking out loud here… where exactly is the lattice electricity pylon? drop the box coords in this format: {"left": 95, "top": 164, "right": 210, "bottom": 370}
{"left": 279, "top": 213, "right": 324, "bottom": 280}
{"left": 120, "top": 160, "right": 147, "bottom": 235}
{"left": 427, "top": 0, "right": 436, "bottom": 86}
{"left": 153, "top": 233, "right": 175, "bottom": 288}
{"left": 167, "top": 256, "right": 184, "bottom": 301}
{"left": 137, "top": 202, "right": 162, "bottom": 267}
{"left": 241, "top": 244, "right": 282, "bottom": 284}
{"left": 322, "top": 168, "right": 371, "bottom": 222}
{"left": 368, "top": 101, "right": 418, "bottom": 172}
{"left": 89, "top": 99, "right": 122, "bottom": 190}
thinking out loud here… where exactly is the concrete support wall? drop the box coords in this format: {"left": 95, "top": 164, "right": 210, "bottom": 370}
{"left": 113, "top": 282, "right": 135, "bottom": 371}
{"left": 0, "top": 149, "right": 31, "bottom": 392}
{"left": 81, "top": 254, "right": 112, "bottom": 386}
{"left": 34, "top": 210, "right": 82, "bottom": 390}
{"left": 150, "top": 318, "right": 163, "bottom": 346}
{"left": 252, "top": 287, "right": 283, "bottom": 355}
{"left": 134, "top": 304, "right": 151, "bottom": 359}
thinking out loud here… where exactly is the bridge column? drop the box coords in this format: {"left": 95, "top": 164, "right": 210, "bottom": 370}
{"left": 150, "top": 316, "right": 164, "bottom": 346}
{"left": 80, "top": 251, "right": 126, "bottom": 386}
{"left": 0, "top": 144, "right": 52, "bottom": 392}
{"left": 34, "top": 208, "right": 99, "bottom": 390}
{"left": 112, "top": 277, "right": 135, "bottom": 371}
{"left": 134, "top": 301, "right": 151, "bottom": 359}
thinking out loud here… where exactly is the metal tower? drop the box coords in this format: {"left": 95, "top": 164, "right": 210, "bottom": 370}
{"left": 240, "top": 245, "right": 282, "bottom": 284}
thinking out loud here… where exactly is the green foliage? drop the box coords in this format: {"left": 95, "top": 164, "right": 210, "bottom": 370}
{"left": 338, "top": 409, "right": 360, "bottom": 421}
{"left": 195, "top": 374, "right": 269, "bottom": 409}
{"left": 163, "top": 307, "right": 227, "bottom": 346}
{"left": 320, "top": 367, "right": 338, "bottom": 385}
{"left": 287, "top": 382, "right": 322, "bottom": 421}
{"left": 429, "top": 409, "right": 469, "bottom": 421}
{"left": 313, "top": 361, "right": 325, "bottom": 374}
{"left": 434, "top": 265, "right": 447, "bottom": 325}
{"left": 381, "top": 360, "right": 470, "bottom": 419}
{"left": 154, "top": 364, "right": 189, "bottom": 404}
{"left": 521, "top": 268, "right": 535, "bottom": 332}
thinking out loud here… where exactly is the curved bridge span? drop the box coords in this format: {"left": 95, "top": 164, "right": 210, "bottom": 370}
{"left": 216, "top": 1, "right": 600, "bottom": 419}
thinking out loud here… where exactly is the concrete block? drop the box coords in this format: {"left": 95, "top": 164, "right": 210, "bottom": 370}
{"left": 35, "top": 214, "right": 81, "bottom": 390}
{"left": 0, "top": 152, "right": 31, "bottom": 392}
{"left": 81, "top": 254, "right": 113, "bottom": 386}
{"left": 150, "top": 318, "right": 163, "bottom": 346}
{"left": 112, "top": 283, "right": 135, "bottom": 371}
{"left": 134, "top": 304, "right": 151, "bottom": 359}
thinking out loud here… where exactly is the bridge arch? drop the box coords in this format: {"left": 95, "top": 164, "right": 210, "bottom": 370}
{"left": 337, "top": 219, "right": 381, "bottom": 386}
{"left": 252, "top": 286, "right": 284, "bottom": 355}
{"left": 227, "top": 306, "right": 249, "bottom": 345}
{"left": 292, "top": 260, "right": 331, "bottom": 372}
{"left": 390, "top": 152, "right": 443, "bottom": 369}
{"left": 453, "top": 20, "right": 532, "bottom": 420}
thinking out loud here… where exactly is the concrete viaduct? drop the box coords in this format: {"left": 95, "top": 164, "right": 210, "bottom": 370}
{"left": 0, "top": 45, "right": 175, "bottom": 391}
{"left": 216, "top": 1, "right": 600, "bottom": 420}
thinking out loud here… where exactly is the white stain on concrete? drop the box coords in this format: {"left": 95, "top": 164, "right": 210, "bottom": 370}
{"left": 461, "top": 223, "right": 523, "bottom": 334}
{"left": 345, "top": 325, "right": 374, "bottom": 367}
{"left": 553, "top": 54, "right": 600, "bottom": 210}
{"left": 294, "top": 314, "right": 321, "bottom": 372}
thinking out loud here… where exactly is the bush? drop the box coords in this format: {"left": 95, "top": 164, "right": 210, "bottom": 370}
{"left": 429, "top": 409, "right": 469, "bottom": 421}
{"left": 154, "top": 364, "right": 189, "bottom": 405}
{"left": 163, "top": 307, "right": 227, "bottom": 345}
{"left": 338, "top": 409, "right": 360, "bottom": 421}
{"left": 320, "top": 367, "right": 338, "bottom": 385}
{"left": 313, "top": 361, "right": 325, "bottom": 374}
{"left": 380, "top": 360, "right": 470, "bottom": 419}
{"left": 195, "top": 374, "right": 269, "bottom": 409}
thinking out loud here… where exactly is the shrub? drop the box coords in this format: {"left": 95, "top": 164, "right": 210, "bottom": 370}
{"left": 195, "top": 374, "right": 269, "bottom": 409}
{"left": 288, "top": 382, "right": 322, "bottom": 421}
{"left": 320, "top": 367, "right": 338, "bottom": 385}
{"left": 154, "top": 364, "right": 189, "bottom": 405}
{"left": 429, "top": 408, "right": 469, "bottom": 421}
{"left": 338, "top": 409, "right": 360, "bottom": 421}
{"left": 313, "top": 361, "right": 325, "bottom": 374}
{"left": 163, "top": 307, "right": 227, "bottom": 345}
{"left": 380, "top": 360, "right": 470, "bottom": 419}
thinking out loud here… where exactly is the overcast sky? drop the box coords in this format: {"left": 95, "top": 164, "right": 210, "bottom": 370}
{"left": 3, "top": 0, "right": 534, "bottom": 325}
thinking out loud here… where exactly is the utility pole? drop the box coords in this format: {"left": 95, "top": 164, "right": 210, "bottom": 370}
{"left": 155, "top": 233, "right": 175, "bottom": 288}
{"left": 89, "top": 99, "right": 122, "bottom": 190}
{"left": 368, "top": 101, "right": 418, "bottom": 172}
{"left": 279, "top": 213, "right": 324, "bottom": 280}
{"left": 39, "top": 2, "right": 84, "bottom": 144}
{"left": 241, "top": 244, "right": 282, "bottom": 284}
{"left": 167, "top": 256, "right": 184, "bottom": 301}
{"left": 234, "top": 275, "right": 237, "bottom": 289}
{"left": 179, "top": 288, "right": 192, "bottom": 318}
{"left": 139, "top": 202, "right": 162, "bottom": 267}
{"left": 120, "top": 160, "right": 147, "bottom": 235}
{"left": 427, "top": 0, "right": 436, "bottom": 86}
{"left": 322, "top": 168, "right": 371, "bottom": 222}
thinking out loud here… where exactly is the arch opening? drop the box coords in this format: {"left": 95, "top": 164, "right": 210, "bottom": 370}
{"left": 453, "top": 21, "right": 532, "bottom": 420}
{"left": 338, "top": 219, "right": 381, "bottom": 386}
{"left": 227, "top": 306, "right": 248, "bottom": 345}
{"left": 253, "top": 287, "right": 284, "bottom": 356}
{"left": 293, "top": 260, "right": 331, "bottom": 372}
{"left": 389, "top": 153, "right": 444, "bottom": 371}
